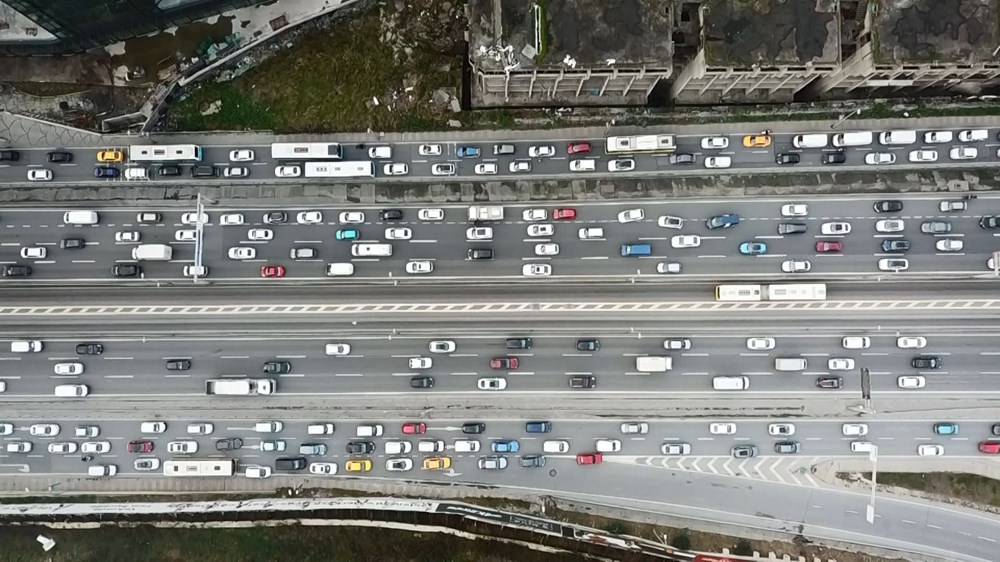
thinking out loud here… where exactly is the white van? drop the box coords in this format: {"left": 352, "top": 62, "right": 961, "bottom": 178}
{"left": 124, "top": 167, "right": 148, "bottom": 180}
{"left": 959, "top": 129, "right": 988, "bottom": 142}
{"left": 10, "top": 340, "right": 42, "bottom": 353}
{"left": 385, "top": 441, "right": 411, "bottom": 455}
{"left": 254, "top": 421, "right": 283, "bottom": 433}
{"left": 131, "top": 244, "right": 173, "bottom": 261}
{"left": 712, "top": 376, "right": 749, "bottom": 390}
{"left": 850, "top": 441, "right": 874, "bottom": 453}
{"left": 417, "top": 439, "right": 445, "bottom": 453}
{"left": 63, "top": 210, "right": 99, "bottom": 225}
{"left": 88, "top": 465, "right": 117, "bottom": 477}
{"left": 454, "top": 439, "right": 480, "bottom": 453}
{"left": 569, "top": 159, "right": 596, "bottom": 172}
{"left": 831, "top": 131, "right": 873, "bottom": 147}
{"left": 326, "top": 263, "right": 355, "bottom": 276}
{"left": 792, "top": 134, "right": 828, "bottom": 148}
{"left": 774, "top": 357, "right": 808, "bottom": 372}
{"left": 879, "top": 131, "right": 916, "bottom": 146}
{"left": 54, "top": 384, "right": 89, "bottom": 397}
{"left": 351, "top": 243, "right": 392, "bottom": 257}
{"left": 368, "top": 146, "right": 392, "bottom": 159}
{"left": 636, "top": 356, "right": 672, "bottom": 373}
{"left": 356, "top": 424, "right": 384, "bottom": 437}
{"left": 307, "top": 423, "right": 335, "bottom": 435}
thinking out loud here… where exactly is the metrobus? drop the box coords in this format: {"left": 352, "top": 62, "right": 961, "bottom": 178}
{"left": 304, "top": 161, "right": 374, "bottom": 178}
{"left": 163, "top": 459, "right": 237, "bottom": 477}
{"left": 271, "top": 142, "right": 343, "bottom": 160}
{"left": 129, "top": 144, "right": 203, "bottom": 162}
{"left": 605, "top": 134, "right": 676, "bottom": 154}
{"left": 715, "top": 283, "right": 827, "bottom": 302}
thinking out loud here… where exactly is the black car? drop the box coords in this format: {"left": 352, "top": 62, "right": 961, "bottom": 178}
{"left": 816, "top": 376, "right": 843, "bottom": 389}
{"left": 2, "top": 264, "right": 31, "bottom": 277}
{"left": 262, "top": 361, "right": 291, "bottom": 374}
{"left": 777, "top": 223, "right": 807, "bottom": 235}
{"left": 0, "top": 149, "right": 20, "bottom": 162}
{"left": 993, "top": 423, "right": 1000, "bottom": 436}
{"left": 61, "top": 238, "right": 85, "bottom": 250}
{"left": 980, "top": 216, "right": 1000, "bottom": 229}
{"left": 519, "top": 455, "right": 546, "bottom": 468}
{"left": 76, "top": 343, "right": 103, "bottom": 355}
{"left": 669, "top": 153, "right": 696, "bottom": 165}
{"left": 467, "top": 248, "right": 494, "bottom": 260}
{"left": 380, "top": 209, "right": 403, "bottom": 221}
{"left": 505, "top": 337, "right": 532, "bottom": 350}
{"left": 410, "top": 376, "right": 434, "bottom": 389}
{"left": 275, "top": 457, "right": 307, "bottom": 471}
{"left": 159, "top": 165, "right": 182, "bottom": 177}
{"left": 775, "top": 153, "right": 800, "bottom": 165}
{"left": 47, "top": 151, "right": 73, "bottom": 163}
{"left": 111, "top": 264, "right": 140, "bottom": 277}
{"left": 576, "top": 339, "right": 600, "bottom": 352}
{"left": 215, "top": 437, "right": 244, "bottom": 451}
{"left": 873, "top": 200, "right": 904, "bottom": 213}
{"left": 263, "top": 211, "right": 288, "bottom": 225}
{"left": 94, "top": 166, "right": 119, "bottom": 178}
{"left": 165, "top": 359, "right": 191, "bottom": 371}
{"left": 822, "top": 152, "right": 847, "bottom": 165}
{"left": 569, "top": 375, "right": 596, "bottom": 389}
{"left": 346, "top": 441, "right": 375, "bottom": 454}
{"left": 911, "top": 356, "right": 942, "bottom": 369}
{"left": 882, "top": 239, "right": 910, "bottom": 253}
{"left": 191, "top": 165, "right": 218, "bottom": 178}
{"left": 706, "top": 213, "right": 740, "bottom": 230}
{"left": 461, "top": 422, "right": 486, "bottom": 434}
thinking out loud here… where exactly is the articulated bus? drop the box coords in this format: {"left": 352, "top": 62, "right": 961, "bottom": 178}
{"left": 271, "top": 142, "right": 343, "bottom": 160}
{"left": 129, "top": 144, "right": 203, "bottom": 162}
{"left": 163, "top": 459, "right": 237, "bottom": 477}
{"left": 304, "top": 161, "right": 375, "bottom": 178}
{"left": 605, "top": 134, "right": 677, "bottom": 154}
{"left": 715, "top": 283, "right": 827, "bottom": 302}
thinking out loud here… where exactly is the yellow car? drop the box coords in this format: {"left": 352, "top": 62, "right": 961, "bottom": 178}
{"left": 742, "top": 134, "right": 771, "bottom": 148}
{"left": 97, "top": 149, "right": 125, "bottom": 163}
{"left": 422, "top": 456, "right": 452, "bottom": 470}
{"left": 345, "top": 458, "right": 372, "bottom": 473}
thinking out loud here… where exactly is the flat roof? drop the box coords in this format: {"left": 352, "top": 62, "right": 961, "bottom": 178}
{"left": 0, "top": 2, "right": 56, "bottom": 43}
{"left": 873, "top": 0, "right": 1000, "bottom": 65}
{"left": 468, "top": 0, "right": 673, "bottom": 72}
{"left": 701, "top": 0, "right": 840, "bottom": 66}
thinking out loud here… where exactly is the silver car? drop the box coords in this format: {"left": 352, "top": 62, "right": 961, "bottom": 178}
{"left": 478, "top": 456, "right": 508, "bottom": 470}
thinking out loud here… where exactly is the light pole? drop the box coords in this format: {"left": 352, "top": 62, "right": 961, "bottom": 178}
{"left": 993, "top": 251, "right": 1000, "bottom": 277}
{"left": 831, "top": 108, "right": 863, "bottom": 129}
{"left": 866, "top": 444, "right": 879, "bottom": 524}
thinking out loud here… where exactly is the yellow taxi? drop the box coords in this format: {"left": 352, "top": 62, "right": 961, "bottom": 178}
{"left": 345, "top": 458, "right": 372, "bottom": 473}
{"left": 97, "top": 149, "right": 125, "bottom": 163}
{"left": 742, "top": 134, "right": 771, "bottom": 148}
{"left": 422, "top": 456, "right": 452, "bottom": 470}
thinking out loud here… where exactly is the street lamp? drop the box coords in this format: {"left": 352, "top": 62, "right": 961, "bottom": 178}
{"left": 866, "top": 444, "right": 879, "bottom": 524}
{"left": 831, "top": 108, "right": 863, "bottom": 130}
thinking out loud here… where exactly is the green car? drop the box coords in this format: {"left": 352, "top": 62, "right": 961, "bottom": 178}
{"left": 336, "top": 229, "right": 359, "bottom": 241}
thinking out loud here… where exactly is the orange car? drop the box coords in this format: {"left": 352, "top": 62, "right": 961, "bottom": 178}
{"left": 97, "top": 149, "right": 125, "bottom": 163}
{"left": 742, "top": 134, "right": 772, "bottom": 148}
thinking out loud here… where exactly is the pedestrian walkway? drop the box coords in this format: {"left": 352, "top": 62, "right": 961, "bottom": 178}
{"left": 0, "top": 110, "right": 100, "bottom": 148}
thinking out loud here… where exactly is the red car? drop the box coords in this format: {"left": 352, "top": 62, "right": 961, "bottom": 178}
{"left": 127, "top": 440, "right": 153, "bottom": 453}
{"left": 576, "top": 452, "right": 603, "bottom": 465}
{"left": 815, "top": 241, "right": 843, "bottom": 253}
{"left": 566, "top": 142, "right": 591, "bottom": 155}
{"left": 402, "top": 422, "right": 426, "bottom": 435}
{"left": 552, "top": 208, "right": 577, "bottom": 220}
{"left": 260, "top": 265, "right": 286, "bottom": 278}
{"left": 979, "top": 441, "right": 1000, "bottom": 454}
{"left": 490, "top": 357, "right": 519, "bottom": 369}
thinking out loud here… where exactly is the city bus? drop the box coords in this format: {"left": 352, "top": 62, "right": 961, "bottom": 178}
{"left": 304, "top": 161, "right": 375, "bottom": 178}
{"left": 605, "top": 134, "right": 677, "bottom": 154}
{"left": 129, "top": 144, "right": 203, "bottom": 162}
{"left": 715, "top": 283, "right": 827, "bottom": 302}
{"left": 163, "top": 459, "right": 237, "bottom": 477}
{"left": 271, "top": 142, "right": 343, "bottom": 160}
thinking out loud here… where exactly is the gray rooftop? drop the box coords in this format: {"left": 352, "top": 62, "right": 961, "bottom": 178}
{"left": 701, "top": 0, "right": 840, "bottom": 66}
{"left": 874, "top": 0, "right": 1000, "bottom": 65}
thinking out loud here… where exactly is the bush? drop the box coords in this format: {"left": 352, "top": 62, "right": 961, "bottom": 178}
{"left": 733, "top": 539, "right": 753, "bottom": 556}
{"left": 671, "top": 532, "right": 691, "bottom": 550}
{"left": 605, "top": 521, "right": 628, "bottom": 535}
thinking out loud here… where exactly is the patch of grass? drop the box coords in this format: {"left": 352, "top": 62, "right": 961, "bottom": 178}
{"left": 172, "top": 81, "right": 277, "bottom": 131}
{"left": 872, "top": 472, "right": 1000, "bottom": 508}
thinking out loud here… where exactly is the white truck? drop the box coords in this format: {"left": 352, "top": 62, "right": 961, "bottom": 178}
{"left": 131, "top": 244, "right": 173, "bottom": 261}
{"left": 468, "top": 206, "right": 504, "bottom": 221}
{"left": 205, "top": 378, "right": 276, "bottom": 396}
{"left": 635, "top": 356, "right": 672, "bottom": 373}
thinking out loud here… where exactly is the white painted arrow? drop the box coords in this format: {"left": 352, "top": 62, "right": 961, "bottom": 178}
{"left": 443, "top": 469, "right": 462, "bottom": 478}
{"left": 0, "top": 464, "right": 29, "bottom": 473}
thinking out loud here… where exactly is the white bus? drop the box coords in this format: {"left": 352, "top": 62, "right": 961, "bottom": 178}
{"left": 163, "top": 459, "right": 237, "bottom": 477}
{"left": 304, "top": 161, "right": 374, "bottom": 178}
{"left": 716, "top": 284, "right": 827, "bottom": 302}
{"left": 271, "top": 142, "right": 343, "bottom": 160}
{"left": 129, "top": 144, "right": 202, "bottom": 162}
{"left": 606, "top": 134, "right": 676, "bottom": 154}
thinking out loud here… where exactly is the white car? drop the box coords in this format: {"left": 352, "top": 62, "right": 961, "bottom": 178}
{"left": 174, "top": 229, "right": 196, "bottom": 242}
{"left": 618, "top": 208, "right": 645, "bottom": 223}
{"left": 768, "top": 423, "right": 795, "bottom": 436}
{"left": 918, "top": 444, "right": 944, "bottom": 456}
{"left": 608, "top": 159, "right": 635, "bottom": 172}
{"left": 430, "top": 163, "right": 455, "bottom": 176}
{"left": 908, "top": 150, "right": 938, "bottom": 163}
{"left": 842, "top": 423, "right": 869, "bottom": 437}
{"left": 875, "top": 219, "right": 904, "bottom": 233}
{"left": 260, "top": 440, "right": 286, "bottom": 452}
{"left": 663, "top": 338, "right": 691, "bottom": 350}
{"left": 534, "top": 243, "right": 559, "bottom": 256}
{"left": 368, "top": 146, "right": 391, "bottom": 159}
{"left": 542, "top": 440, "right": 570, "bottom": 454}
{"left": 49, "top": 442, "right": 78, "bottom": 454}
{"left": 81, "top": 441, "right": 111, "bottom": 454}
{"left": 528, "top": 145, "right": 555, "bottom": 157}
{"left": 140, "top": 421, "right": 167, "bottom": 434}
{"left": 842, "top": 336, "right": 870, "bottom": 349}
{"left": 229, "top": 149, "right": 255, "bottom": 161}
{"left": 29, "top": 423, "right": 60, "bottom": 437}
{"left": 878, "top": 258, "right": 909, "bottom": 272}
{"left": 54, "top": 363, "right": 84, "bottom": 376}
{"left": 523, "top": 209, "right": 547, "bottom": 221}
{"left": 569, "top": 159, "right": 596, "bottom": 172}
{"left": 74, "top": 425, "right": 98, "bottom": 438}
{"left": 429, "top": 340, "right": 456, "bottom": 353}
{"left": 224, "top": 167, "right": 248, "bottom": 178}
{"left": 820, "top": 222, "right": 851, "bottom": 235}
{"left": 704, "top": 156, "right": 732, "bottom": 169}
{"left": 661, "top": 442, "right": 692, "bottom": 455}
{"left": 187, "top": 422, "right": 215, "bottom": 435}
{"left": 781, "top": 260, "right": 811, "bottom": 273}
{"left": 309, "top": 462, "right": 338, "bottom": 475}
{"left": 275, "top": 165, "right": 301, "bottom": 178}
{"left": 181, "top": 212, "right": 208, "bottom": 225}
{"left": 656, "top": 262, "right": 681, "bottom": 274}
{"left": 220, "top": 213, "right": 244, "bottom": 226}
{"left": 20, "top": 247, "right": 46, "bottom": 259}
{"left": 339, "top": 211, "right": 365, "bottom": 224}
{"left": 409, "top": 357, "right": 432, "bottom": 370}
{"left": 709, "top": 422, "right": 737, "bottom": 435}
{"left": 896, "top": 336, "right": 927, "bottom": 349}
{"left": 296, "top": 211, "right": 323, "bottom": 224}
{"left": 528, "top": 224, "right": 554, "bottom": 237}
{"left": 167, "top": 441, "right": 198, "bottom": 454}
{"left": 115, "top": 231, "right": 140, "bottom": 243}
{"left": 454, "top": 439, "right": 480, "bottom": 453}
{"left": 0, "top": 424, "right": 12, "bottom": 435}
{"left": 474, "top": 163, "right": 498, "bottom": 175}
{"left": 701, "top": 137, "right": 729, "bottom": 149}
{"left": 936, "top": 239, "right": 963, "bottom": 252}
{"left": 746, "top": 337, "right": 775, "bottom": 350}
{"left": 245, "top": 466, "right": 271, "bottom": 479}
{"left": 405, "top": 260, "right": 433, "bottom": 274}
{"left": 898, "top": 375, "right": 926, "bottom": 389}
{"left": 522, "top": 264, "right": 551, "bottom": 277}
{"left": 620, "top": 422, "right": 649, "bottom": 434}
{"left": 949, "top": 147, "right": 977, "bottom": 160}
{"left": 958, "top": 129, "right": 988, "bottom": 142}
{"left": 326, "top": 343, "right": 350, "bottom": 356}
{"left": 248, "top": 228, "right": 273, "bottom": 241}
{"left": 781, "top": 204, "right": 808, "bottom": 217}
{"left": 418, "top": 144, "right": 442, "bottom": 156}
{"left": 27, "top": 169, "right": 52, "bottom": 181}
{"left": 657, "top": 215, "right": 684, "bottom": 229}
{"left": 386, "top": 458, "right": 413, "bottom": 472}
{"left": 228, "top": 247, "right": 256, "bottom": 260}
{"left": 477, "top": 377, "right": 507, "bottom": 390}
{"left": 467, "top": 227, "right": 493, "bottom": 240}
{"left": 385, "top": 227, "right": 412, "bottom": 240}
{"left": 383, "top": 163, "right": 409, "bottom": 176}
{"left": 134, "top": 458, "right": 161, "bottom": 471}
{"left": 6, "top": 442, "right": 31, "bottom": 453}
{"left": 828, "top": 358, "right": 855, "bottom": 371}
{"left": 595, "top": 439, "right": 622, "bottom": 453}
{"left": 923, "top": 131, "right": 952, "bottom": 144}
{"left": 418, "top": 208, "right": 444, "bottom": 221}
{"left": 864, "top": 152, "right": 896, "bottom": 165}
{"left": 939, "top": 200, "right": 967, "bottom": 212}
{"left": 509, "top": 160, "right": 531, "bottom": 173}
{"left": 671, "top": 235, "right": 700, "bottom": 248}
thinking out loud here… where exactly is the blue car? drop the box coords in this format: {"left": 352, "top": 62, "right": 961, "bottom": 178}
{"left": 335, "top": 229, "right": 359, "bottom": 241}
{"left": 491, "top": 440, "right": 520, "bottom": 453}
{"left": 933, "top": 422, "right": 959, "bottom": 435}
{"left": 457, "top": 146, "right": 481, "bottom": 158}
{"left": 93, "top": 166, "right": 119, "bottom": 178}
{"left": 739, "top": 241, "right": 767, "bottom": 255}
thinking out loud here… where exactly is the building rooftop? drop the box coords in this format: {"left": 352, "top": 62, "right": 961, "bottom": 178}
{"left": 701, "top": 0, "right": 840, "bottom": 66}
{"left": 873, "top": 0, "right": 1000, "bottom": 65}
{"left": 467, "top": 0, "right": 673, "bottom": 72}
{"left": 0, "top": 2, "right": 55, "bottom": 43}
